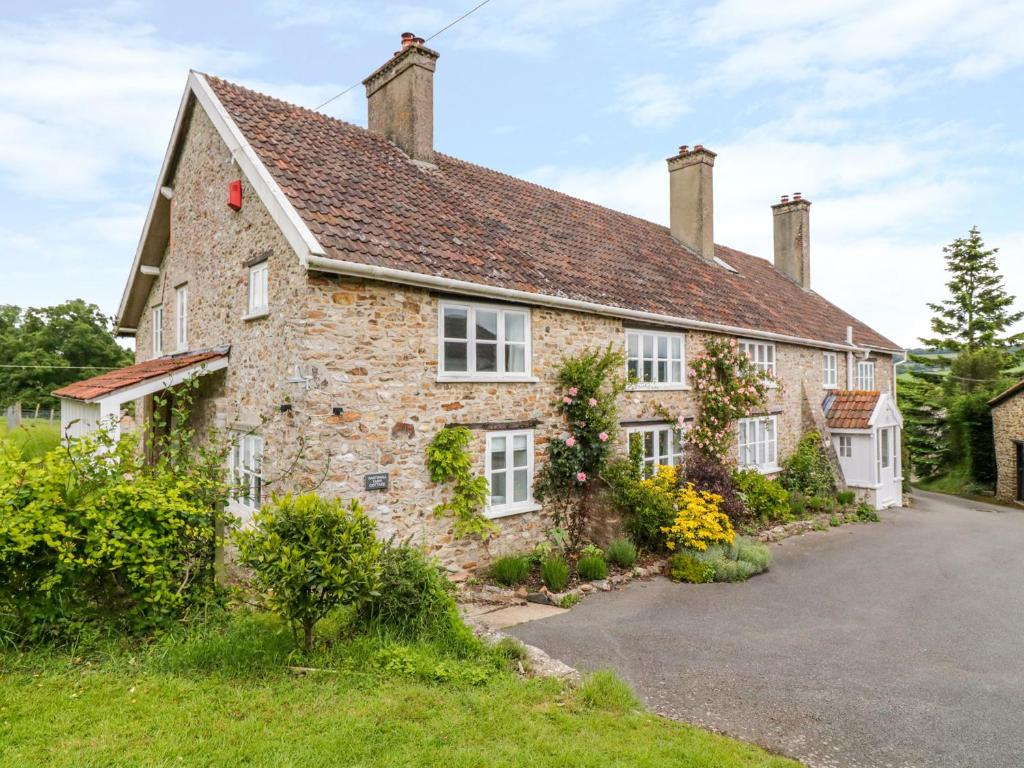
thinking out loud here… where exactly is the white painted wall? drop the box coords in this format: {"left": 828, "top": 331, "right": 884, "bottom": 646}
{"left": 59, "top": 399, "right": 102, "bottom": 441}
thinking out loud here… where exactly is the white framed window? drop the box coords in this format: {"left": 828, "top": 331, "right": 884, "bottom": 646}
{"left": 152, "top": 306, "right": 163, "bottom": 356}
{"left": 248, "top": 261, "right": 269, "bottom": 315}
{"left": 737, "top": 415, "right": 779, "bottom": 473}
{"left": 230, "top": 433, "right": 263, "bottom": 514}
{"left": 628, "top": 424, "right": 683, "bottom": 475}
{"left": 822, "top": 352, "right": 838, "bottom": 389}
{"left": 175, "top": 284, "right": 188, "bottom": 351}
{"left": 739, "top": 340, "right": 777, "bottom": 380}
{"left": 485, "top": 430, "right": 535, "bottom": 517}
{"left": 439, "top": 301, "right": 530, "bottom": 380}
{"left": 879, "top": 427, "right": 891, "bottom": 470}
{"left": 625, "top": 330, "right": 685, "bottom": 387}
{"left": 856, "top": 360, "right": 875, "bottom": 390}
{"left": 838, "top": 434, "right": 853, "bottom": 458}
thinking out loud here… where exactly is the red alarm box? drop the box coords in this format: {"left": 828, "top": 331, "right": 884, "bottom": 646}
{"left": 228, "top": 180, "right": 242, "bottom": 210}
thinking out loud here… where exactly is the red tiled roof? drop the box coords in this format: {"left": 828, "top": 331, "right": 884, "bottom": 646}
{"left": 204, "top": 76, "right": 901, "bottom": 353}
{"left": 824, "top": 390, "right": 881, "bottom": 429}
{"left": 989, "top": 378, "right": 1024, "bottom": 408}
{"left": 53, "top": 351, "right": 227, "bottom": 402}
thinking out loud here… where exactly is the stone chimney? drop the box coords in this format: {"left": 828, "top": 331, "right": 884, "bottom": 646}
{"left": 666, "top": 145, "right": 716, "bottom": 260}
{"left": 363, "top": 33, "right": 439, "bottom": 163}
{"left": 772, "top": 193, "right": 811, "bottom": 289}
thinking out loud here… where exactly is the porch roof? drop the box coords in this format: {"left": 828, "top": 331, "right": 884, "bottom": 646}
{"left": 823, "top": 390, "right": 881, "bottom": 430}
{"left": 53, "top": 348, "right": 229, "bottom": 404}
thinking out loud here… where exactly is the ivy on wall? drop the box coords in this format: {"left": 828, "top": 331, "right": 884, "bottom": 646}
{"left": 426, "top": 426, "right": 495, "bottom": 539}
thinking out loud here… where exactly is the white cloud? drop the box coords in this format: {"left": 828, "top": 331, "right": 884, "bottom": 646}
{"left": 612, "top": 73, "right": 689, "bottom": 128}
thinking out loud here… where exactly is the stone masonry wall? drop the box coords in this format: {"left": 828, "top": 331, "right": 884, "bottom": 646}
{"left": 992, "top": 394, "right": 1024, "bottom": 502}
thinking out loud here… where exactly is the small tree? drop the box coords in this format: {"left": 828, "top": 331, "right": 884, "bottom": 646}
{"left": 236, "top": 494, "right": 383, "bottom": 651}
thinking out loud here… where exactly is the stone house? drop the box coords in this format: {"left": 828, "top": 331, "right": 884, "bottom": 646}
{"left": 54, "top": 36, "right": 904, "bottom": 569}
{"left": 989, "top": 380, "right": 1024, "bottom": 504}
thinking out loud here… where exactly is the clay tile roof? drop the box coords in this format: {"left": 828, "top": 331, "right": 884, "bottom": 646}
{"left": 203, "top": 75, "right": 901, "bottom": 353}
{"left": 53, "top": 350, "right": 228, "bottom": 402}
{"left": 823, "top": 390, "right": 881, "bottom": 429}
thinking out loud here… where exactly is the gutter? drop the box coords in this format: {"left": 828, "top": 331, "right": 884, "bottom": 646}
{"left": 305, "top": 254, "right": 895, "bottom": 355}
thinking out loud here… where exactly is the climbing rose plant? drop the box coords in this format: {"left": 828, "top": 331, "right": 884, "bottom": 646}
{"left": 687, "top": 338, "right": 774, "bottom": 460}
{"left": 535, "top": 346, "right": 625, "bottom": 549}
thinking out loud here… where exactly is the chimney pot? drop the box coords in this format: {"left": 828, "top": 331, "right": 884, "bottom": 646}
{"left": 364, "top": 35, "right": 439, "bottom": 163}
{"left": 794, "top": 192, "right": 802, "bottom": 200}
{"left": 772, "top": 193, "right": 811, "bottom": 289}
{"left": 667, "top": 144, "right": 716, "bottom": 260}
{"left": 781, "top": 194, "right": 789, "bottom": 203}
{"left": 679, "top": 145, "right": 689, "bottom": 154}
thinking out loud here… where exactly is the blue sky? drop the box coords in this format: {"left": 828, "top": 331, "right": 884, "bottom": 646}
{"left": 2, "top": 0, "right": 1023, "bottom": 348}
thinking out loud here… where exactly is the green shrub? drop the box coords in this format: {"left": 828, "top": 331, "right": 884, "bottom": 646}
{"left": 836, "top": 490, "right": 856, "bottom": 506}
{"left": 559, "top": 593, "right": 581, "bottom": 608}
{"left": 490, "top": 555, "right": 531, "bottom": 587}
{"left": 580, "top": 543, "right": 603, "bottom": 558}
{"left": 576, "top": 555, "right": 608, "bottom": 581}
{"left": 236, "top": 493, "right": 383, "bottom": 651}
{"left": 605, "top": 459, "right": 675, "bottom": 551}
{"left": 491, "top": 636, "right": 528, "bottom": 665}
{"left": 605, "top": 538, "right": 637, "bottom": 568}
{"left": 732, "top": 468, "right": 791, "bottom": 525}
{"left": 693, "top": 538, "right": 772, "bottom": 582}
{"left": 788, "top": 491, "right": 808, "bottom": 519}
{"left": 779, "top": 432, "right": 836, "bottom": 498}
{"left": 667, "top": 553, "right": 714, "bottom": 583}
{"left": 541, "top": 557, "right": 570, "bottom": 592}
{"left": 357, "top": 543, "right": 466, "bottom": 644}
{"left": 855, "top": 503, "right": 880, "bottom": 522}
{"left": 806, "top": 495, "right": 836, "bottom": 514}
{"left": 578, "top": 669, "right": 640, "bottom": 713}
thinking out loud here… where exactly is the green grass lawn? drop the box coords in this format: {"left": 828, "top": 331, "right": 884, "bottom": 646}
{"left": 0, "top": 418, "right": 61, "bottom": 459}
{"left": 0, "top": 614, "right": 801, "bottom": 768}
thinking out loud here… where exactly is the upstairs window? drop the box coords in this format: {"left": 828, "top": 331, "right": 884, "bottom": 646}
{"left": 485, "top": 430, "right": 535, "bottom": 517}
{"left": 856, "top": 360, "right": 875, "bottom": 390}
{"left": 152, "top": 306, "right": 163, "bottom": 356}
{"left": 738, "top": 415, "right": 778, "bottom": 473}
{"left": 822, "top": 352, "right": 838, "bottom": 388}
{"left": 175, "top": 284, "right": 188, "bottom": 351}
{"left": 628, "top": 424, "right": 683, "bottom": 475}
{"left": 739, "top": 340, "right": 776, "bottom": 379}
{"left": 626, "top": 330, "right": 684, "bottom": 386}
{"left": 439, "top": 301, "right": 530, "bottom": 379}
{"left": 248, "top": 260, "right": 269, "bottom": 315}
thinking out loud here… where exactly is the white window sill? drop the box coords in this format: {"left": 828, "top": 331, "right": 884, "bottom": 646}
{"left": 626, "top": 383, "right": 690, "bottom": 392}
{"left": 741, "top": 464, "right": 781, "bottom": 475}
{"left": 484, "top": 501, "right": 542, "bottom": 519}
{"left": 436, "top": 375, "right": 539, "bottom": 384}
{"left": 243, "top": 309, "right": 270, "bottom": 322}
{"left": 823, "top": 384, "right": 838, "bottom": 390}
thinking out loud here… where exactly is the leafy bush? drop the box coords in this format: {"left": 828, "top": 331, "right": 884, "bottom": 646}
{"left": 357, "top": 543, "right": 467, "bottom": 645}
{"left": 836, "top": 490, "right": 857, "bottom": 506}
{"left": 541, "top": 557, "right": 570, "bottom": 592}
{"left": 426, "top": 427, "right": 494, "bottom": 539}
{"left": 806, "top": 495, "right": 836, "bottom": 514}
{"left": 681, "top": 447, "right": 747, "bottom": 524}
{"left": 855, "top": 503, "right": 880, "bottom": 522}
{"left": 667, "top": 553, "right": 715, "bottom": 583}
{"left": 693, "top": 538, "right": 772, "bottom": 582}
{"left": 655, "top": 466, "right": 735, "bottom": 552}
{"left": 733, "top": 468, "right": 791, "bottom": 525}
{"left": 605, "top": 459, "right": 675, "bottom": 551}
{"left": 490, "top": 555, "right": 531, "bottom": 587}
{"left": 236, "top": 494, "right": 383, "bottom": 651}
{"left": 578, "top": 669, "right": 640, "bottom": 713}
{"left": 779, "top": 432, "right": 836, "bottom": 498}
{"left": 605, "top": 538, "right": 637, "bottom": 568}
{"left": 0, "top": 407, "right": 227, "bottom": 645}
{"left": 788, "top": 491, "right": 808, "bottom": 519}
{"left": 576, "top": 555, "right": 608, "bottom": 581}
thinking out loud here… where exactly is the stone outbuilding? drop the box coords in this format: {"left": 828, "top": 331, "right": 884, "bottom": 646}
{"left": 990, "top": 380, "right": 1024, "bottom": 504}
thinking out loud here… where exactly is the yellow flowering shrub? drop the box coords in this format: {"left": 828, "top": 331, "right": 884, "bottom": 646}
{"left": 646, "top": 465, "right": 735, "bottom": 552}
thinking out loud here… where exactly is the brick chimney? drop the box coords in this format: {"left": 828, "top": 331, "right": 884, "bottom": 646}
{"left": 363, "top": 33, "right": 439, "bottom": 163}
{"left": 666, "top": 145, "right": 715, "bottom": 260}
{"left": 772, "top": 193, "right": 811, "bottom": 289}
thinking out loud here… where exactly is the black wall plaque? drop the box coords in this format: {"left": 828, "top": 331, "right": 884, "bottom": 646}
{"left": 364, "top": 472, "right": 389, "bottom": 491}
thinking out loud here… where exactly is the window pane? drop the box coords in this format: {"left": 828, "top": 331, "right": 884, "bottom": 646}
{"left": 513, "top": 468, "right": 528, "bottom": 503}
{"left": 644, "top": 431, "right": 654, "bottom": 459}
{"left": 476, "top": 310, "right": 498, "bottom": 341}
{"left": 671, "top": 361, "right": 682, "bottom": 382}
{"left": 643, "top": 335, "right": 654, "bottom": 357}
{"left": 512, "top": 434, "right": 528, "bottom": 467}
{"left": 627, "top": 359, "right": 639, "bottom": 380}
{"left": 505, "top": 343, "right": 526, "bottom": 373}
{"left": 642, "top": 359, "right": 654, "bottom": 382}
{"left": 627, "top": 333, "right": 638, "bottom": 357}
{"left": 671, "top": 336, "right": 682, "bottom": 359}
{"left": 657, "top": 360, "right": 668, "bottom": 382}
{"left": 443, "top": 341, "right": 468, "bottom": 372}
{"left": 505, "top": 312, "right": 526, "bottom": 343}
{"left": 476, "top": 342, "right": 498, "bottom": 372}
{"left": 443, "top": 308, "right": 468, "bottom": 339}
{"left": 490, "top": 436, "right": 507, "bottom": 470}
{"left": 657, "top": 336, "right": 668, "bottom": 358}
{"left": 491, "top": 472, "right": 507, "bottom": 506}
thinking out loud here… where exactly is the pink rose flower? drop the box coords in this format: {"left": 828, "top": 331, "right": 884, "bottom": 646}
{"left": 565, "top": 436, "right": 576, "bottom": 447}
{"left": 598, "top": 432, "right": 609, "bottom": 442}
{"left": 568, "top": 387, "right": 579, "bottom": 396}
{"left": 576, "top": 471, "right": 587, "bottom": 482}
{"left": 563, "top": 396, "right": 573, "bottom": 405}
{"left": 588, "top": 397, "right": 598, "bottom": 407}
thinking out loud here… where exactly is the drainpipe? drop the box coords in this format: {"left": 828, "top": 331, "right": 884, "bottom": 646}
{"left": 846, "top": 326, "right": 854, "bottom": 389}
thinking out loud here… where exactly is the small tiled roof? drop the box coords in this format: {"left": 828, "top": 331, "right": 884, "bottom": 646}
{"left": 53, "top": 350, "right": 227, "bottom": 402}
{"left": 203, "top": 76, "right": 901, "bottom": 353}
{"left": 823, "top": 390, "right": 881, "bottom": 429}
{"left": 989, "top": 378, "right": 1024, "bottom": 408}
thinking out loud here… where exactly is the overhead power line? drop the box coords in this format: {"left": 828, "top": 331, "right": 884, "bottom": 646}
{"left": 314, "top": 0, "right": 493, "bottom": 112}
{"left": 0, "top": 364, "right": 118, "bottom": 370}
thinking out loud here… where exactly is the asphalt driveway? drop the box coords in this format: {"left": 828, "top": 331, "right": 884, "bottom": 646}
{"left": 512, "top": 491, "right": 1024, "bottom": 768}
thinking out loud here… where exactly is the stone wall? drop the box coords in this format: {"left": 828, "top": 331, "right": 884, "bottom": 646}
{"left": 992, "top": 394, "right": 1024, "bottom": 502}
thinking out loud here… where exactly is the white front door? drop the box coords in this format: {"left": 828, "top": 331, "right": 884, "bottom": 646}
{"left": 876, "top": 426, "right": 900, "bottom": 507}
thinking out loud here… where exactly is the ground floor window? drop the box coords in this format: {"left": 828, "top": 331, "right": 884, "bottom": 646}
{"left": 838, "top": 434, "right": 853, "bottom": 458}
{"left": 485, "top": 430, "right": 534, "bottom": 517}
{"left": 627, "top": 424, "right": 682, "bottom": 475}
{"left": 230, "top": 432, "right": 263, "bottom": 512}
{"left": 738, "top": 415, "right": 778, "bottom": 473}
